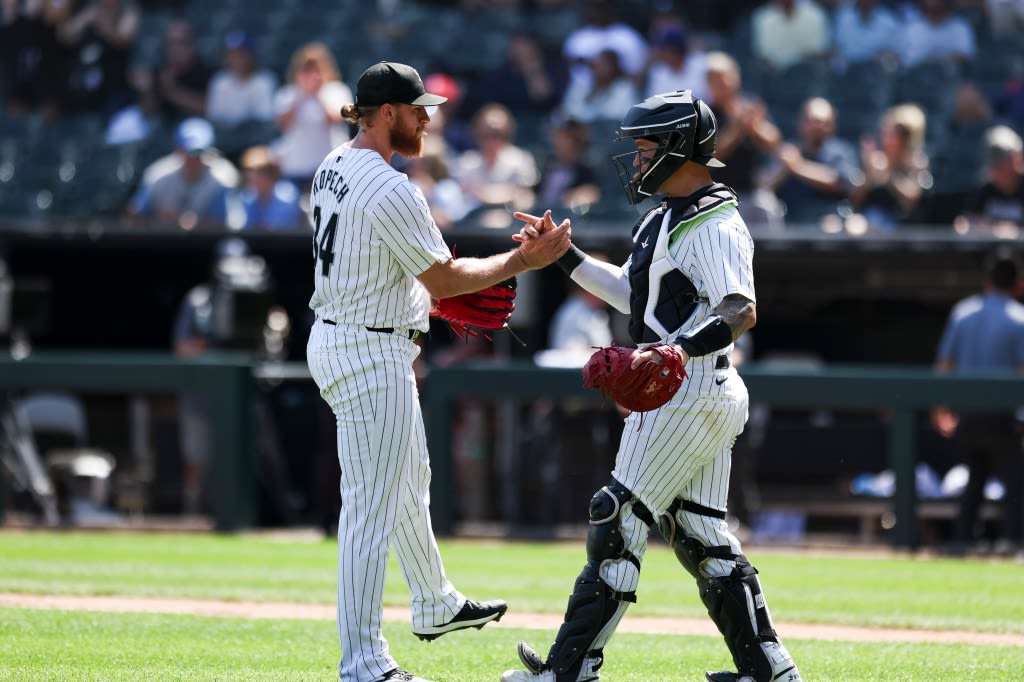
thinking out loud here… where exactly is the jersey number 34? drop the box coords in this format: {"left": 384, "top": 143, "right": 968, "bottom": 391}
{"left": 313, "top": 206, "right": 338, "bottom": 277}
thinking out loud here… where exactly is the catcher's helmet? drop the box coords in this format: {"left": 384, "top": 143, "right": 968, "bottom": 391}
{"left": 611, "top": 89, "right": 724, "bottom": 204}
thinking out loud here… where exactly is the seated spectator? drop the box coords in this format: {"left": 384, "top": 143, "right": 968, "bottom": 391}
{"left": 951, "top": 81, "right": 996, "bottom": 138}
{"left": 642, "top": 26, "right": 709, "bottom": 101}
{"left": 900, "top": 0, "right": 976, "bottom": 69}
{"left": 235, "top": 146, "right": 305, "bottom": 231}
{"left": 765, "top": 97, "right": 860, "bottom": 226}
{"left": 451, "top": 103, "right": 539, "bottom": 212}
{"left": 2, "top": 0, "right": 71, "bottom": 121}
{"left": 548, "top": 281, "right": 613, "bottom": 357}
{"left": 917, "top": 82, "right": 994, "bottom": 226}
{"left": 850, "top": 103, "right": 931, "bottom": 231}
{"left": 462, "top": 31, "right": 564, "bottom": 122}
{"left": 751, "top": 0, "right": 831, "bottom": 73}
{"left": 983, "top": 0, "right": 1024, "bottom": 37}
{"left": 125, "top": 117, "right": 235, "bottom": 230}
{"left": 206, "top": 30, "right": 276, "bottom": 129}
{"left": 140, "top": 119, "right": 239, "bottom": 189}
{"left": 534, "top": 115, "right": 601, "bottom": 212}
{"left": 831, "top": 0, "right": 902, "bottom": 72}
{"left": 705, "top": 51, "right": 784, "bottom": 228}
{"left": 993, "top": 75, "right": 1024, "bottom": 134}
{"left": 560, "top": 48, "right": 638, "bottom": 124}
{"left": 271, "top": 42, "right": 352, "bottom": 193}
{"left": 959, "top": 125, "right": 1024, "bottom": 233}
{"left": 59, "top": 0, "right": 139, "bottom": 118}
{"left": 422, "top": 72, "right": 475, "bottom": 155}
{"left": 403, "top": 137, "right": 471, "bottom": 229}
{"left": 129, "top": 18, "right": 213, "bottom": 127}
{"left": 561, "top": 0, "right": 648, "bottom": 94}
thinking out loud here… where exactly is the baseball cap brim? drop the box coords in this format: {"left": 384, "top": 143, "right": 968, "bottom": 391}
{"left": 411, "top": 92, "right": 448, "bottom": 106}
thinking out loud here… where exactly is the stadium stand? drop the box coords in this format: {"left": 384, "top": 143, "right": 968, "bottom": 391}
{"left": 3, "top": 1, "right": 1020, "bottom": 226}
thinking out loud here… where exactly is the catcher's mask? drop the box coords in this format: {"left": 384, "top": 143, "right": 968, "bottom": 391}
{"left": 611, "top": 89, "right": 724, "bottom": 205}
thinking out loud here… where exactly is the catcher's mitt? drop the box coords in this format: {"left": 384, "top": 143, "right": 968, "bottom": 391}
{"left": 582, "top": 343, "right": 688, "bottom": 412}
{"left": 431, "top": 277, "right": 517, "bottom": 341}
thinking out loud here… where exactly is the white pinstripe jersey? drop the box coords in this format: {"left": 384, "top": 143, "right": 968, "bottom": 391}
{"left": 626, "top": 194, "right": 756, "bottom": 346}
{"left": 307, "top": 145, "right": 451, "bottom": 331}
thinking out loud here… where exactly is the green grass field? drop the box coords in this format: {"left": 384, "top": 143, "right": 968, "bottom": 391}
{"left": 1, "top": 530, "right": 1023, "bottom": 681}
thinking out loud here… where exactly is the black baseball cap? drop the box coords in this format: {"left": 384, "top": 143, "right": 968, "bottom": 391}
{"left": 355, "top": 61, "right": 448, "bottom": 107}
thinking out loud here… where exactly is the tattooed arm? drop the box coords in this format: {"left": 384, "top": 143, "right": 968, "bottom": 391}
{"left": 630, "top": 294, "right": 756, "bottom": 369}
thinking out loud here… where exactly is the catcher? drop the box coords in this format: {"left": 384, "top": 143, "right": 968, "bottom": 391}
{"left": 501, "top": 90, "right": 802, "bottom": 682}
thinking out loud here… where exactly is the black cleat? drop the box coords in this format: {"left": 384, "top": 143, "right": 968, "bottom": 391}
{"left": 412, "top": 598, "right": 508, "bottom": 641}
{"left": 377, "top": 668, "right": 434, "bottom": 682}
{"left": 517, "top": 641, "right": 547, "bottom": 674}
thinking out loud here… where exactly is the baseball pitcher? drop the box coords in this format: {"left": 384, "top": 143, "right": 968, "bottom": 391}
{"left": 306, "top": 61, "right": 571, "bottom": 682}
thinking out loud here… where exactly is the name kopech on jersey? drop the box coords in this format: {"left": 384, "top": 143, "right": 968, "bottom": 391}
{"left": 307, "top": 145, "right": 451, "bottom": 331}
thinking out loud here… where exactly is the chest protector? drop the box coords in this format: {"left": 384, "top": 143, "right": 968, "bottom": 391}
{"left": 628, "top": 184, "right": 738, "bottom": 344}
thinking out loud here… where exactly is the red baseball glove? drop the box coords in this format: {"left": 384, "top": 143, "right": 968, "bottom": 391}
{"left": 582, "top": 343, "right": 688, "bottom": 412}
{"left": 431, "top": 277, "right": 517, "bottom": 341}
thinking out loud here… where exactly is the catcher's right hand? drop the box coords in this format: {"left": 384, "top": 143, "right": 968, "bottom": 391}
{"left": 511, "top": 209, "right": 560, "bottom": 244}
{"left": 583, "top": 343, "right": 688, "bottom": 413}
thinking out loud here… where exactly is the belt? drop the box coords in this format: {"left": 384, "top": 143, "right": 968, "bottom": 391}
{"left": 322, "top": 319, "right": 423, "bottom": 340}
{"left": 715, "top": 355, "right": 730, "bottom": 370}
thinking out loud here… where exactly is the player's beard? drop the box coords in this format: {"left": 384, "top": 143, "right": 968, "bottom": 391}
{"left": 390, "top": 118, "right": 424, "bottom": 158}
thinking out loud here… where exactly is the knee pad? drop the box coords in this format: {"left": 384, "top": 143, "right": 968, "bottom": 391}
{"left": 586, "top": 484, "right": 626, "bottom": 565}
{"left": 586, "top": 480, "right": 649, "bottom": 572}
{"left": 657, "top": 498, "right": 736, "bottom": 579}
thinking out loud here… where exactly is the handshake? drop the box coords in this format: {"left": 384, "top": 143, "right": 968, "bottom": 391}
{"left": 511, "top": 210, "right": 572, "bottom": 269}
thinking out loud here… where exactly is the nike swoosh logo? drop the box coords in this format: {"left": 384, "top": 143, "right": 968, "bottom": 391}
{"left": 715, "top": 377, "right": 727, "bottom": 385}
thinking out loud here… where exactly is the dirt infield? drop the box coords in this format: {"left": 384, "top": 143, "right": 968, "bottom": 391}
{"left": 2, "top": 592, "right": 1021, "bottom": 647}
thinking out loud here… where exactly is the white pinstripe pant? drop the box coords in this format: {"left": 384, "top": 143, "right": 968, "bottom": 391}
{"left": 308, "top": 320, "right": 465, "bottom": 682}
{"left": 591, "top": 355, "right": 750, "bottom": 646}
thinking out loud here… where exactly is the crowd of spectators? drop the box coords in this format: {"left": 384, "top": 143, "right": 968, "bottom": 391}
{"left": 0, "top": 0, "right": 1022, "bottom": 235}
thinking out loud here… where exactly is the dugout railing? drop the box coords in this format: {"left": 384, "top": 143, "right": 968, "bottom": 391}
{"left": 2, "top": 353, "right": 1022, "bottom": 549}
{"left": 423, "top": 361, "right": 1024, "bottom": 550}
{"left": 0, "top": 351, "right": 255, "bottom": 532}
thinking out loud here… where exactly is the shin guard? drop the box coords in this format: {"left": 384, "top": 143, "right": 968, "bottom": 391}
{"left": 699, "top": 556, "right": 799, "bottom": 681}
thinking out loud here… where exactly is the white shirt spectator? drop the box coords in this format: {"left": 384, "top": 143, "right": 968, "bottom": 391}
{"left": 451, "top": 145, "right": 539, "bottom": 208}
{"left": 549, "top": 295, "right": 613, "bottom": 351}
{"left": 207, "top": 70, "right": 277, "bottom": 126}
{"left": 645, "top": 50, "right": 709, "bottom": 101}
{"left": 561, "top": 74, "right": 638, "bottom": 123}
{"left": 564, "top": 22, "right": 649, "bottom": 78}
{"left": 752, "top": 0, "right": 831, "bottom": 71}
{"left": 271, "top": 80, "right": 352, "bottom": 180}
